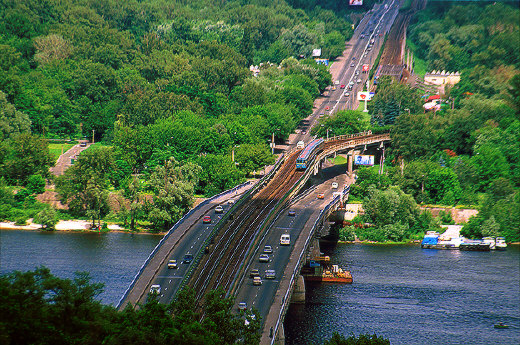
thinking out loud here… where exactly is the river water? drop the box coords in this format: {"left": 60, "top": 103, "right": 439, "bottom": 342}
{"left": 284, "top": 243, "right": 520, "bottom": 345}
{"left": 1, "top": 231, "right": 519, "bottom": 344}
{"left": 0, "top": 230, "right": 161, "bottom": 306}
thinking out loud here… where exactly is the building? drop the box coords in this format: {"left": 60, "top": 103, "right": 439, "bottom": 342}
{"left": 424, "top": 70, "right": 461, "bottom": 86}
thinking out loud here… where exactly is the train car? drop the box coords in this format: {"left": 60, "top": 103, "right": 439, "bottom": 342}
{"left": 296, "top": 138, "right": 324, "bottom": 170}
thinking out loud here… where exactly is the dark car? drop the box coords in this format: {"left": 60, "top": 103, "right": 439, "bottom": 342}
{"left": 183, "top": 253, "right": 193, "bottom": 264}
{"left": 288, "top": 210, "right": 296, "bottom": 216}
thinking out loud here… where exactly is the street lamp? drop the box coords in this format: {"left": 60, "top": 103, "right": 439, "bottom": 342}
{"left": 271, "top": 129, "right": 280, "bottom": 154}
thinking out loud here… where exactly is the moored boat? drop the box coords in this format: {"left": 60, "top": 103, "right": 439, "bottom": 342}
{"left": 303, "top": 264, "right": 353, "bottom": 283}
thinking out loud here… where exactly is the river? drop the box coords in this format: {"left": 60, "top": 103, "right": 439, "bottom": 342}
{"left": 1, "top": 230, "right": 519, "bottom": 344}
{"left": 284, "top": 243, "right": 520, "bottom": 345}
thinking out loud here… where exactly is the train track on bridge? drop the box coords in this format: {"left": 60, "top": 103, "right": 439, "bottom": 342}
{"left": 187, "top": 150, "right": 304, "bottom": 308}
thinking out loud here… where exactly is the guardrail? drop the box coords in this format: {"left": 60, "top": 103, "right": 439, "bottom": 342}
{"left": 117, "top": 180, "right": 253, "bottom": 309}
{"left": 270, "top": 185, "right": 350, "bottom": 345}
{"left": 174, "top": 152, "right": 289, "bottom": 297}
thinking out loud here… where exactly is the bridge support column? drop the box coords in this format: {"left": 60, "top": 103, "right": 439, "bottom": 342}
{"left": 291, "top": 275, "right": 305, "bottom": 304}
{"left": 274, "top": 324, "right": 285, "bottom": 345}
{"left": 347, "top": 153, "right": 353, "bottom": 176}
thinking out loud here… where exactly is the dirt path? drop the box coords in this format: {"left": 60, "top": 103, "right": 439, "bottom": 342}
{"left": 49, "top": 141, "right": 91, "bottom": 176}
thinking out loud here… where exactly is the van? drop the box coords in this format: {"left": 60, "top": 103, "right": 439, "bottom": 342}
{"left": 297, "top": 141, "right": 305, "bottom": 149}
{"left": 280, "top": 234, "right": 291, "bottom": 246}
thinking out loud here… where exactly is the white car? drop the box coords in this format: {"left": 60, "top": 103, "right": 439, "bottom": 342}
{"left": 215, "top": 205, "right": 224, "bottom": 214}
{"left": 150, "top": 284, "right": 161, "bottom": 294}
{"left": 344, "top": 92, "right": 350, "bottom": 97}
{"left": 265, "top": 269, "right": 276, "bottom": 279}
{"left": 238, "top": 302, "right": 247, "bottom": 310}
{"left": 259, "top": 254, "right": 270, "bottom": 262}
{"left": 332, "top": 182, "right": 339, "bottom": 189}
{"left": 167, "top": 259, "right": 177, "bottom": 269}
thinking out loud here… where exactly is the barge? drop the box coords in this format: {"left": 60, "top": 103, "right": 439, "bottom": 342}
{"left": 303, "top": 264, "right": 353, "bottom": 283}
{"left": 421, "top": 232, "right": 506, "bottom": 251}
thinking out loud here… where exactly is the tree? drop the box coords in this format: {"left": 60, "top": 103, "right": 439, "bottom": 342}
{"left": 55, "top": 147, "right": 115, "bottom": 225}
{"left": 235, "top": 143, "right": 275, "bottom": 176}
{"left": 0, "top": 91, "right": 31, "bottom": 141}
{"left": 196, "top": 154, "right": 245, "bottom": 197}
{"left": 26, "top": 174, "right": 45, "bottom": 195}
{"left": 425, "top": 168, "right": 462, "bottom": 205}
{"left": 0, "top": 133, "right": 53, "bottom": 185}
{"left": 33, "top": 207, "right": 57, "bottom": 231}
{"left": 146, "top": 158, "right": 201, "bottom": 231}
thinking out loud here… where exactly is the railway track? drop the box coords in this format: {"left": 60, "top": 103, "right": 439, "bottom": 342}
{"left": 187, "top": 150, "right": 304, "bottom": 307}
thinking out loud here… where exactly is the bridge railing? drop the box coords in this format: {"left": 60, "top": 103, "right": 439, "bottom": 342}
{"left": 117, "top": 180, "right": 253, "bottom": 309}
{"left": 270, "top": 185, "right": 350, "bottom": 345}
{"left": 175, "top": 150, "right": 291, "bottom": 296}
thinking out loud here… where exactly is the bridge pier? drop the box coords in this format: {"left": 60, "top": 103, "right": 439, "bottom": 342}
{"left": 291, "top": 275, "right": 306, "bottom": 303}
{"left": 347, "top": 152, "right": 353, "bottom": 176}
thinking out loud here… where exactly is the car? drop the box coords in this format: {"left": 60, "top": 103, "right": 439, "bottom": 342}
{"left": 352, "top": 57, "right": 356, "bottom": 60}
{"left": 319, "top": 113, "right": 324, "bottom": 117}
{"left": 265, "top": 269, "right": 276, "bottom": 279}
{"left": 301, "top": 130, "right": 307, "bottom": 135}
{"left": 253, "top": 276, "right": 262, "bottom": 285}
{"left": 167, "top": 259, "right": 178, "bottom": 269}
{"left": 228, "top": 199, "right": 235, "bottom": 205}
{"left": 349, "top": 81, "right": 354, "bottom": 86}
{"left": 183, "top": 253, "right": 193, "bottom": 264}
{"left": 325, "top": 106, "right": 330, "bottom": 110}
{"left": 348, "top": 85, "right": 353, "bottom": 91}
{"left": 215, "top": 205, "right": 224, "bottom": 214}
{"left": 203, "top": 215, "right": 211, "bottom": 223}
{"left": 331, "top": 85, "right": 336, "bottom": 91}
{"left": 280, "top": 234, "right": 290, "bottom": 246}
{"left": 344, "top": 92, "right": 350, "bottom": 97}
{"left": 297, "top": 141, "right": 305, "bottom": 149}
{"left": 80, "top": 141, "right": 87, "bottom": 147}
{"left": 332, "top": 182, "right": 339, "bottom": 189}
{"left": 263, "top": 245, "right": 273, "bottom": 254}
{"left": 238, "top": 302, "right": 247, "bottom": 311}
{"left": 350, "top": 63, "right": 355, "bottom": 67}
{"left": 259, "top": 254, "right": 270, "bottom": 262}
{"left": 288, "top": 210, "right": 296, "bottom": 216}
{"left": 355, "top": 71, "right": 360, "bottom": 75}
{"left": 250, "top": 268, "right": 260, "bottom": 277}
{"left": 150, "top": 284, "right": 161, "bottom": 294}
{"left": 340, "top": 84, "right": 345, "bottom": 89}
{"left": 317, "top": 193, "right": 324, "bottom": 199}
{"left": 334, "top": 80, "right": 340, "bottom": 85}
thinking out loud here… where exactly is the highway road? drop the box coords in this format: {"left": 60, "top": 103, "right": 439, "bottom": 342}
{"left": 151, "top": 200, "right": 235, "bottom": 304}
{"left": 230, "top": 0, "right": 400, "bottom": 339}
{"left": 291, "top": 0, "right": 399, "bottom": 147}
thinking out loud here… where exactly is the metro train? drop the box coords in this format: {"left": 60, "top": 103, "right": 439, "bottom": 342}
{"left": 296, "top": 138, "right": 324, "bottom": 170}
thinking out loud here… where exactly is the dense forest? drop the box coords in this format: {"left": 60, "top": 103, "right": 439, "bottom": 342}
{"left": 0, "top": 0, "right": 359, "bottom": 230}
{"left": 340, "top": 1, "right": 520, "bottom": 243}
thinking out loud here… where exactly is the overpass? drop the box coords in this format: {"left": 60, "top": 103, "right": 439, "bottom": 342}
{"left": 118, "top": 132, "right": 390, "bottom": 343}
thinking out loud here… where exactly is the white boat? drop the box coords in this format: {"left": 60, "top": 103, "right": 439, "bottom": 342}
{"left": 495, "top": 237, "right": 507, "bottom": 251}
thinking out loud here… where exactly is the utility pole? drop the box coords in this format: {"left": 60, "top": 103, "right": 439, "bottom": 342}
{"left": 92, "top": 130, "right": 95, "bottom": 144}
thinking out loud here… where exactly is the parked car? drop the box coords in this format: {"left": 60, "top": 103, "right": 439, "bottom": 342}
{"left": 253, "top": 276, "right": 262, "bottom": 286}
{"left": 259, "top": 254, "right": 270, "bottom": 262}
{"left": 150, "top": 284, "right": 161, "bottom": 294}
{"left": 250, "top": 268, "right": 260, "bottom": 277}
{"left": 203, "top": 215, "right": 211, "bottom": 223}
{"left": 167, "top": 259, "right": 177, "bottom": 269}
{"left": 263, "top": 245, "right": 273, "bottom": 254}
{"left": 215, "top": 205, "right": 224, "bottom": 214}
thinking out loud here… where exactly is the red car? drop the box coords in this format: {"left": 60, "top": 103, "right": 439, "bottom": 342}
{"left": 340, "top": 84, "right": 346, "bottom": 89}
{"left": 203, "top": 215, "right": 211, "bottom": 223}
{"left": 325, "top": 106, "right": 330, "bottom": 110}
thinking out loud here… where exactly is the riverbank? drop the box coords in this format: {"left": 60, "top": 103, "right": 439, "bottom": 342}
{"left": 0, "top": 220, "right": 164, "bottom": 234}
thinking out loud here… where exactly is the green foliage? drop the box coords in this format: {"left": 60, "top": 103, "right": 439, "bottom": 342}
{"left": 26, "top": 174, "right": 45, "bottom": 195}
{"left": 0, "top": 268, "right": 260, "bottom": 345}
{"left": 196, "top": 154, "right": 245, "bottom": 197}
{"left": 33, "top": 207, "right": 58, "bottom": 230}
{"left": 312, "top": 110, "right": 369, "bottom": 137}
{"left": 0, "top": 133, "right": 53, "bottom": 185}
{"left": 235, "top": 143, "right": 275, "bottom": 176}
{"left": 425, "top": 168, "right": 461, "bottom": 205}
{"left": 323, "top": 332, "right": 390, "bottom": 345}
{"left": 350, "top": 166, "right": 391, "bottom": 201}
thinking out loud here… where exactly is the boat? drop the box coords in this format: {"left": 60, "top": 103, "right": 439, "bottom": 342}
{"left": 494, "top": 322, "right": 509, "bottom": 329}
{"left": 459, "top": 240, "right": 490, "bottom": 251}
{"left": 421, "top": 232, "right": 464, "bottom": 249}
{"left": 495, "top": 237, "right": 507, "bottom": 251}
{"left": 303, "top": 264, "right": 353, "bottom": 283}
